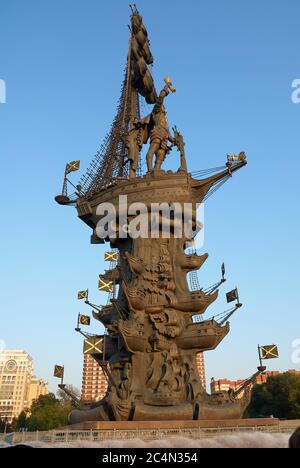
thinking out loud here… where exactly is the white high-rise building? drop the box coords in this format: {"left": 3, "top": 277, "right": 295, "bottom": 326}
{"left": 0, "top": 349, "right": 48, "bottom": 423}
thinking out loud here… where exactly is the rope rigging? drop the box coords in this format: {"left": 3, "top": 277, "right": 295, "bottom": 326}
{"left": 191, "top": 166, "right": 227, "bottom": 177}
{"left": 78, "top": 65, "right": 136, "bottom": 195}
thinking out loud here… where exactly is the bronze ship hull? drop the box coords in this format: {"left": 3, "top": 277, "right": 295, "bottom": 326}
{"left": 176, "top": 320, "right": 230, "bottom": 352}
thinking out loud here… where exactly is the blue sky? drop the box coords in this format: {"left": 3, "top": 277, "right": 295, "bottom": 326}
{"left": 0, "top": 0, "right": 299, "bottom": 393}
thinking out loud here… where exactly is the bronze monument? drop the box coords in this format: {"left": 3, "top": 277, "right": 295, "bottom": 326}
{"left": 56, "top": 7, "right": 257, "bottom": 423}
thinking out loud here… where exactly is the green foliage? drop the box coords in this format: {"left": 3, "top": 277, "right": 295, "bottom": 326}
{"left": 246, "top": 372, "right": 300, "bottom": 419}
{"left": 10, "top": 410, "right": 29, "bottom": 431}
{"left": 0, "top": 418, "right": 11, "bottom": 433}
{"left": 6, "top": 393, "right": 72, "bottom": 432}
{"left": 26, "top": 393, "right": 71, "bottom": 431}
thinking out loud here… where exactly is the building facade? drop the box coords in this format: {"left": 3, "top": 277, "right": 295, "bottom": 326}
{"left": 0, "top": 349, "right": 48, "bottom": 423}
{"left": 210, "top": 369, "right": 300, "bottom": 394}
{"left": 26, "top": 376, "right": 48, "bottom": 404}
{"left": 81, "top": 353, "right": 108, "bottom": 401}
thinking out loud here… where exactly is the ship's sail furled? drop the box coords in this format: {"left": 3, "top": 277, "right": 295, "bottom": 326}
{"left": 130, "top": 11, "right": 157, "bottom": 104}
{"left": 78, "top": 9, "right": 157, "bottom": 195}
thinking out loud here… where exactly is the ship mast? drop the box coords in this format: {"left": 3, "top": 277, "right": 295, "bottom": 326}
{"left": 75, "top": 6, "right": 156, "bottom": 194}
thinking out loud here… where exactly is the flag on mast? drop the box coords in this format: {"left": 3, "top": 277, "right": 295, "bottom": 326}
{"left": 226, "top": 288, "right": 238, "bottom": 303}
{"left": 260, "top": 345, "right": 279, "bottom": 360}
{"left": 65, "top": 160, "right": 80, "bottom": 174}
{"left": 53, "top": 365, "right": 64, "bottom": 379}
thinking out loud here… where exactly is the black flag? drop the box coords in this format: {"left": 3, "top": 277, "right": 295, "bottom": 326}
{"left": 79, "top": 315, "right": 91, "bottom": 326}
{"left": 226, "top": 288, "right": 238, "bottom": 303}
{"left": 83, "top": 336, "right": 104, "bottom": 357}
{"left": 77, "top": 290, "right": 88, "bottom": 300}
{"left": 260, "top": 345, "right": 279, "bottom": 360}
{"left": 54, "top": 365, "right": 64, "bottom": 379}
{"left": 104, "top": 251, "right": 118, "bottom": 262}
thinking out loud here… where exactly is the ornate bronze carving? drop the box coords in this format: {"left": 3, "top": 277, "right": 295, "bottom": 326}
{"left": 56, "top": 7, "right": 253, "bottom": 423}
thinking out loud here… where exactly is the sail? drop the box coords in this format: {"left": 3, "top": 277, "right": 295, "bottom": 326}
{"left": 77, "top": 8, "right": 156, "bottom": 195}
{"left": 130, "top": 11, "right": 157, "bottom": 104}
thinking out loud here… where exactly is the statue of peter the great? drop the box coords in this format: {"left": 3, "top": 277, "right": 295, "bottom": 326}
{"left": 126, "top": 78, "right": 177, "bottom": 177}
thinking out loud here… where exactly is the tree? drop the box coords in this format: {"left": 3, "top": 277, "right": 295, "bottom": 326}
{"left": 10, "top": 410, "right": 29, "bottom": 431}
{"left": 245, "top": 372, "right": 300, "bottom": 419}
{"left": 0, "top": 418, "right": 11, "bottom": 433}
{"left": 26, "top": 393, "right": 71, "bottom": 431}
{"left": 1, "top": 393, "right": 74, "bottom": 433}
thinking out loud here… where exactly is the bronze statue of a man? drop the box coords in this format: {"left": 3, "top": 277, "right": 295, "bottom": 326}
{"left": 125, "top": 79, "right": 177, "bottom": 177}
{"left": 145, "top": 85, "right": 175, "bottom": 172}
{"left": 135, "top": 82, "right": 175, "bottom": 173}
{"left": 125, "top": 124, "right": 144, "bottom": 179}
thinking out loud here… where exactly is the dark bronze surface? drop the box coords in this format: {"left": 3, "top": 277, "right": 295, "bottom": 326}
{"left": 56, "top": 8, "right": 251, "bottom": 423}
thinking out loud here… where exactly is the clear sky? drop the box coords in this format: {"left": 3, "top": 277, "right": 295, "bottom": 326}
{"left": 0, "top": 0, "right": 299, "bottom": 393}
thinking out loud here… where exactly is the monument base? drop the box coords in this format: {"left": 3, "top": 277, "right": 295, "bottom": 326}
{"left": 66, "top": 418, "right": 279, "bottom": 431}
